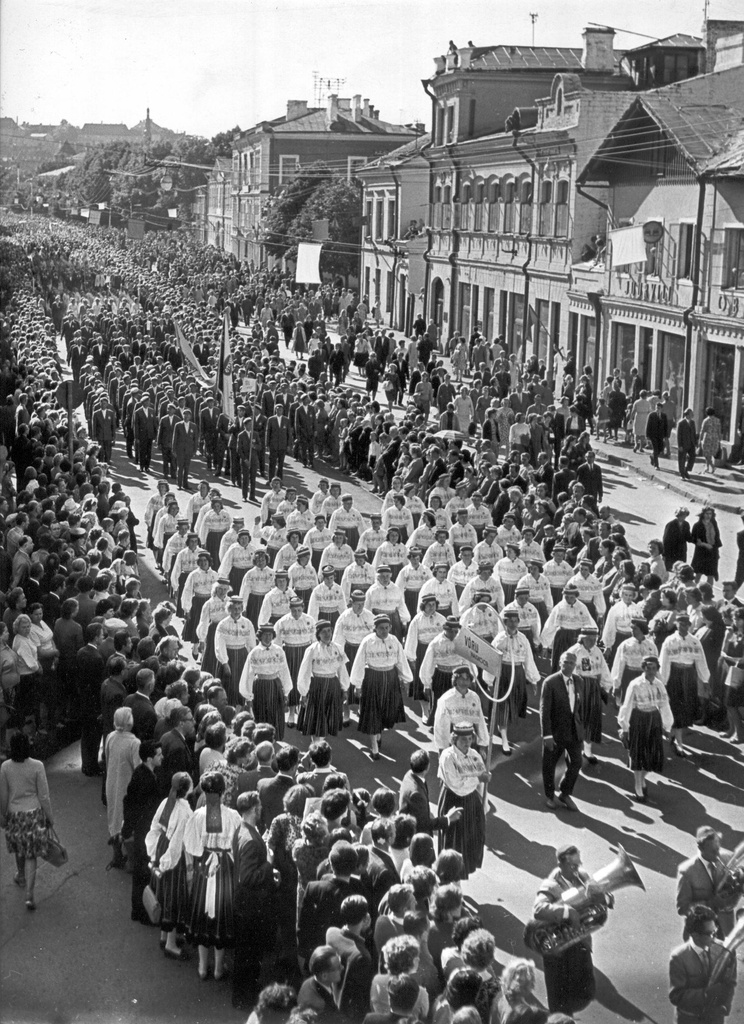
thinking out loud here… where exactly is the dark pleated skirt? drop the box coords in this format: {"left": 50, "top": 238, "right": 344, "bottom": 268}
{"left": 619, "top": 665, "right": 638, "bottom": 701}
{"left": 344, "top": 527, "right": 360, "bottom": 550}
{"left": 534, "top": 601, "right": 549, "bottom": 627}
{"left": 228, "top": 565, "right": 248, "bottom": 594}
{"left": 184, "top": 594, "right": 208, "bottom": 642}
{"left": 205, "top": 529, "right": 227, "bottom": 566}
{"left": 369, "top": 606, "right": 402, "bottom": 642}
{"left": 403, "top": 588, "right": 421, "bottom": 619}
{"left": 549, "top": 586, "right": 564, "bottom": 607}
{"left": 667, "top": 663, "right": 699, "bottom": 729}
{"left": 358, "top": 667, "right": 406, "bottom": 735}
{"left": 607, "top": 631, "right": 631, "bottom": 669}
{"left": 366, "top": 546, "right": 380, "bottom": 564}
{"left": 220, "top": 648, "right": 249, "bottom": 706}
{"left": 495, "top": 663, "right": 528, "bottom": 730}
{"left": 284, "top": 644, "right": 310, "bottom": 707}
{"left": 158, "top": 531, "right": 175, "bottom": 566}
{"left": 176, "top": 571, "right": 190, "bottom": 617}
{"left": 266, "top": 545, "right": 282, "bottom": 568}
{"left": 581, "top": 598, "right": 598, "bottom": 624}
{"left": 311, "top": 548, "right": 326, "bottom": 572}
{"left": 551, "top": 627, "right": 579, "bottom": 672}
{"left": 187, "top": 848, "right": 235, "bottom": 949}
{"left": 437, "top": 786, "right": 485, "bottom": 878}
{"left": 245, "top": 591, "right": 266, "bottom": 628}
{"left": 153, "top": 834, "right": 190, "bottom": 933}
{"left": 628, "top": 707, "right": 664, "bottom": 773}
{"left": 298, "top": 675, "right": 343, "bottom": 737}
{"left": 253, "top": 676, "right": 285, "bottom": 740}
{"left": 294, "top": 586, "right": 313, "bottom": 612}
{"left": 345, "top": 643, "right": 360, "bottom": 703}
{"left": 409, "top": 640, "right": 428, "bottom": 701}
{"left": 578, "top": 674, "right": 603, "bottom": 744}
{"left": 438, "top": 604, "right": 452, "bottom": 619}
{"left": 201, "top": 621, "right": 220, "bottom": 676}
{"left": 387, "top": 561, "right": 404, "bottom": 583}
{"left": 426, "top": 666, "right": 455, "bottom": 725}
{"left": 502, "top": 581, "right": 517, "bottom": 604}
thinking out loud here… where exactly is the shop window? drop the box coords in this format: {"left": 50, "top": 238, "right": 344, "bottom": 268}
{"left": 723, "top": 229, "right": 744, "bottom": 289}
{"left": 611, "top": 323, "right": 636, "bottom": 393}
{"left": 656, "top": 331, "right": 685, "bottom": 419}
{"left": 705, "top": 342, "right": 737, "bottom": 436}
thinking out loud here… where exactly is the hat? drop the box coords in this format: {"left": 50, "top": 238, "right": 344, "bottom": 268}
{"left": 371, "top": 512, "right": 382, "bottom": 521}
{"left": 420, "top": 594, "right": 438, "bottom": 610}
{"left": 341, "top": 493, "right": 353, "bottom": 502}
{"left": 506, "top": 542, "right": 521, "bottom": 553}
{"left": 350, "top": 589, "right": 366, "bottom": 601}
{"left": 529, "top": 558, "right": 543, "bottom": 568}
{"left": 297, "top": 546, "right": 311, "bottom": 557}
{"left": 287, "top": 528, "right": 302, "bottom": 539}
{"left": 484, "top": 524, "right": 498, "bottom": 534}
{"left": 460, "top": 544, "right": 473, "bottom": 553}
{"left": 272, "top": 515, "right": 286, "bottom": 527}
{"left": 522, "top": 525, "right": 535, "bottom": 534}
{"left": 408, "top": 546, "right": 422, "bottom": 556}
{"left": 556, "top": 843, "right": 579, "bottom": 860}
{"left": 254, "top": 548, "right": 268, "bottom": 559}
{"left": 257, "top": 623, "right": 275, "bottom": 635}
{"left": 377, "top": 563, "right": 392, "bottom": 573}
{"left": 696, "top": 826, "right": 719, "bottom": 844}
{"left": 333, "top": 527, "right": 346, "bottom": 537}
{"left": 456, "top": 506, "right": 469, "bottom": 516}
{"left": 435, "top": 527, "right": 449, "bottom": 536}
{"left": 386, "top": 526, "right": 400, "bottom": 537}
{"left": 289, "top": 596, "right": 304, "bottom": 609}
{"left": 443, "top": 616, "right": 461, "bottom": 630}
{"left": 354, "top": 549, "right": 367, "bottom": 559}
{"left": 228, "top": 594, "right": 244, "bottom": 606}
{"left": 217, "top": 576, "right": 231, "bottom": 587}
{"left": 321, "top": 565, "right": 336, "bottom": 577}
{"left": 452, "top": 721, "right": 475, "bottom": 737}
{"left": 502, "top": 608, "right": 520, "bottom": 619}
{"left": 578, "top": 625, "right": 599, "bottom": 636}
{"left": 238, "top": 528, "right": 251, "bottom": 539}
{"left": 515, "top": 585, "right": 530, "bottom": 595}
{"left": 374, "top": 614, "right": 391, "bottom": 627}
{"left": 176, "top": 517, "right": 189, "bottom": 526}
{"left": 641, "top": 653, "right": 660, "bottom": 666}
{"left": 274, "top": 570, "right": 289, "bottom": 580}
{"left": 70, "top": 527, "right": 87, "bottom": 538}
{"left": 315, "top": 619, "right": 332, "bottom": 635}
{"left": 580, "top": 558, "right": 594, "bottom": 568}
{"left": 563, "top": 583, "right": 579, "bottom": 595}
{"left": 553, "top": 543, "right": 566, "bottom": 552}
{"left": 676, "top": 612, "right": 691, "bottom": 622}
{"left": 196, "top": 548, "right": 211, "bottom": 561}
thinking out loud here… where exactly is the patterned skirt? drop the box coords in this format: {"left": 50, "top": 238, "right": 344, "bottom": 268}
{"left": 201, "top": 621, "right": 220, "bottom": 677}
{"left": 628, "top": 707, "right": 665, "bottom": 773}
{"left": 187, "top": 848, "right": 235, "bottom": 949}
{"left": 284, "top": 644, "right": 311, "bottom": 707}
{"left": 358, "top": 667, "right": 406, "bottom": 735}
{"left": 437, "top": 787, "right": 485, "bottom": 878}
{"left": 343, "top": 527, "right": 360, "bottom": 550}
{"left": 153, "top": 833, "right": 190, "bottom": 933}
{"left": 4, "top": 807, "right": 49, "bottom": 859}
{"left": 551, "top": 627, "right": 580, "bottom": 672}
{"left": 502, "top": 581, "right": 517, "bottom": 604}
{"left": 184, "top": 594, "right": 209, "bottom": 643}
{"left": 667, "top": 663, "right": 699, "bottom": 729}
{"left": 253, "top": 676, "right": 286, "bottom": 740}
{"left": 578, "top": 674, "right": 603, "bottom": 744}
{"left": 220, "top": 647, "right": 249, "bottom": 706}
{"left": 298, "top": 675, "right": 343, "bottom": 737}
{"left": 494, "top": 663, "right": 528, "bottom": 730}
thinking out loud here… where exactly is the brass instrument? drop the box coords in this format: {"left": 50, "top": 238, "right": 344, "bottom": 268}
{"left": 716, "top": 841, "right": 744, "bottom": 909}
{"left": 707, "top": 914, "right": 744, "bottom": 989}
{"left": 524, "top": 845, "right": 645, "bottom": 957}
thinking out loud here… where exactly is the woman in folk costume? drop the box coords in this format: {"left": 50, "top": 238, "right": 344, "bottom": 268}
{"left": 183, "top": 772, "right": 241, "bottom": 980}
{"left": 258, "top": 569, "right": 296, "bottom": 626}
{"left": 238, "top": 624, "right": 293, "bottom": 740}
{"left": 437, "top": 721, "right": 490, "bottom": 878}
{"left": 197, "top": 578, "right": 230, "bottom": 676}
{"left": 185, "top": 480, "right": 212, "bottom": 529}
{"left": 372, "top": 526, "right": 409, "bottom": 582}
{"left": 145, "top": 771, "right": 194, "bottom": 958}
{"left": 214, "top": 596, "right": 256, "bottom": 706}
{"left": 567, "top": 625, "right": 614, "bottom": 765}
{"left": 275, "top": 596, "right": 315, "bottom": 727}
{"left": 218, "top": 528, "right": 255, "bottom": 596}
{"left": 618, "top": 653, "right": 674, "bottom": 802}
{"left": 340, "top": 549, "right": 376, "bottom": 604}
{"left": 297, "top": 620, "right": 350, "bottom": 741}
{"left": 303, "top": 513, "right": 333, "bottom": 573}
{"left": 404, "top": 594, "right": 445, "bottom": 709}
{"left": 323, "top": 528, "right": 355, "bottom": 585}
{"left": 308, "top": 565, "right": 347, "bottom": 631}
{"left": 288, "top": 545, "right": 318, "bottom": 612}
{"left": 486, "top": 609, "right": 541, "bottom": 756}
{"left": 365, "top": 563, "right": 411, "bottom": 642}
{"left": 351, "top": 613, "right": 413, "bottom": 760}
{"left": 239, "top": 549, "right": 274, "bottom": 629}
{"left": 539, "top": 582, "right": 595, "bottom": 673}
{"left": 153, "top": 497, "right": 180, "bottom": 571}
{"left": 359, "top": 511, "right": 386, "bottom": 564}
{"left": 198, "top": 496, "right": 232, "bottom": 567}
{"left": 611, "top": 617, "right": 658, "bottom": 702}
{"left": 144, "top": 479, "right": 170, "bottom": 550}
{"left": 170, "top": 532, "right": 200, "bottom": 616}
{"left": 181, "top": 550, "right": 218, "bottom": 648}
{"left": 397, "top": 546, "right": 432, "bottom": 620}
{"left": 332, "top": 590, "right": 375, "bottom": 712}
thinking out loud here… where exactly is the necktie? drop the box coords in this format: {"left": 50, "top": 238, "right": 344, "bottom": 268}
{"left": 699, "top": 948, "right": 709, "bottom": 976}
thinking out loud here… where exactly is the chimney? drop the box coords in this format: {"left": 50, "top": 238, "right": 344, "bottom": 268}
{"left": 457, "top": 46, "right": 474, "bottom": 70}
{"left": 362, "top": 98, "right": 371, "bottom": 118}
{"left": 286, "top": 100, "right": 308, "bottom": 121}
{"left": 338, "top": 97, "right": 352, "bottom": 115}
{"left": 582, "top": 25, "right": 615, "bottom": 72}
{"left": 704, "top": 19, "right": 744, "bottom": 72}
{"left": 353, "top": 94, "right": 362, "bottom": 121}
{"left": 326, "top": 93, "right": 339, "bottom": 126}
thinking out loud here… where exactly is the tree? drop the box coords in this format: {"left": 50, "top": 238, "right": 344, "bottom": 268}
{"left": 211, "top": 126, "right": 241, "bottom": 158}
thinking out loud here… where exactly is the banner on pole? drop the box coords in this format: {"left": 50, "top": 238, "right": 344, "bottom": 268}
{"left": 609, "top": 225, "right": 647, "bottom": 267}
{"left": 453, "top": 627, "right": 501, "bottom": 676}
{"left": 218, "top": 312, "right": 235, "bottom": 419}
{"left": 174, "top": 319, "right": 213, "bottom": 384}
{"left": 296, "top": 241, "right": 323, "bottom": 284}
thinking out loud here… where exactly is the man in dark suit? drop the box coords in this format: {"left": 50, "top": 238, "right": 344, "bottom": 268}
{"left": 363, "top": 975, "right": 421, "bottom": 1024}
{"left": 133, "top": 394, "right": 158, "bottom": 472}
{"left": 257, "top": 744, "right": 299, "bottom": 829}
{"left": 647, "top": 400, "right": 669, "bottom": 470}
{"left": 156, "top": 401, "right": 179, "bottom": 480}
{"left": 122, "top": 740, "right": 163, "bottom": 923}
{"left": 172, "top": 407, "right": 198, "bottom": 491}
{"left": 331, "top": 895, "right": 374, "bottom": 1021}
{"left": 123, "top": 668, "right": 157, "bottom": 742}
{"left": 297, "top": 841, "right": 364, "bottom": 963}
{"left": 236, "top": 740, "right": 275, "bottom": 796}
{"left": 90, "top": 395, "right": 117, "bottom": 462}
{"left": 669, "top": 904, "right": 737, "bottom": 1024}
{"left": 76, "top": 622, "right": 106, "bottom": 776}
{"left": 540, "top": 649, "right": 583, "bottom": 812}
{"left": 366, "top": 820, "right": 400, "bottom": 917}
{"left": 663, "top": 508, "right": 693, "bottom": 571}
{"left": 266, "top": 402, "right": 291, "bottom": 481}
{"left": 232, "top": 792, "right": 278, "bottom": 1011}
{"left": 575, "top": 450, "right": 603, "bottom": 502}
{"left": 159, "top": 706, "right": 196, "bottom": 792}
{"left": 294, "top": 394, "right": 317, "bottom": 468}
{"left": 199, "top": 396, "right": 219, "bottom": 472}
{"left": 677, "top": 408, "right": 698, "bottom": 481}
{"left": 399, "top": 750, "right": 460, "bottom": 836}
{"left": 676, "top": 827, "right": 737, "bottom": 938}
{"left": 297, "top": 946, "right": 345, "bottom": 1021}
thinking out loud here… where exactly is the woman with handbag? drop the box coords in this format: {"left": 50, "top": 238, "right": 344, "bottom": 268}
{"left": 145, "top": 771, "right": 194, "bottom": 959}
{"left": 0, "top": 731, "right": 54, "bottom": 910}
{"left": 720, "top": 609, "right": 744, "bottom": 743}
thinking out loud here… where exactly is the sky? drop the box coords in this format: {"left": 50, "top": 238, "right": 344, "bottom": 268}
{"left": 1, "top": 0, "right": 741, "bottom": 138}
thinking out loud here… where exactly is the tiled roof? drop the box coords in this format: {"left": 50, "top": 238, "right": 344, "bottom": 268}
{"left": 625, "top": 33, "right": 703, "bottom": 54}
{"left": 360, "top": 133, "right": 431, "bottom": 168}
{"left": 80, "top": 123, "right": 130, "bottom": 135}
{"left": 702, "top": 127, "right": 744, "bottom": 177}
{"left": 271, "top": 110, "right": 415, "bottom": 136}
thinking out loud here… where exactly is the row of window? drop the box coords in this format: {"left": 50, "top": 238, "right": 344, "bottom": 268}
{"left": 364, "top": 196, "right": 398, "bottom": 242}
{"left": 431, "top": 179, "right": 569, "bottom": 237}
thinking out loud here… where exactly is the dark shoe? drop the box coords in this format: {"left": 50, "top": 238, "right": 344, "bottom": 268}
{"left": 545, "top": 797, "right": 557, "bottom": 809}
{"left": 632, "top": 792, "right": 648, "bottom": 804}
{"left": 583, "top": 754, "right": 599, "bottom": 766}
{"left": 164, "top": 948, "right": 189, "bottom": 962}
{"left": 557, "top": 793, "right": 578, "bottom": 812}
{"left": 369, "top": 751, "right": 381, "bottom": 761}
{"left": 26, "top": 899, "right": 36, "bottom": 911}
{"left": 673, "top": 743, "right": 688, "bottom": 758}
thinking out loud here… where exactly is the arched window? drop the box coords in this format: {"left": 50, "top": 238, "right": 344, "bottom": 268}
{"left": 433, "top": 184, "right": 443, "bottom": 229}
{"left": 442, "top": 184, "right": 452, "bottom": 230}
{"left": 487, "top": 179, "right": 499, "bottom": 232}
{"left": 538, "top": 180, "right": 553, "bottom": 235}
{"left": 501, "top": 180, "right": 515, "bottom": 233}
{"left": 518, "top": 179, "right": 533, "bottom": 234}
{"left": 554, "top": 179, "right": 569, "bottom": 237}
{"left": 459, "top": 181, "right": 472, "bottom": 230}
{"left": 556, "top": 87, "right": 563, "bottom": 115}
{"left": 474, "top": 181, "right": 485, "bottom": 231}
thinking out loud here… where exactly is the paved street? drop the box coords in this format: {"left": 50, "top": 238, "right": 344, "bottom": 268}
{"left": 2, "top": 374, "right": 744, "bottom": 1024}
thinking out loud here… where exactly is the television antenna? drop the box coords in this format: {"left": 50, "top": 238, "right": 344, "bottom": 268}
{"left": 529, "top": 12, "right": 538, "bottom": 46}
{"left": 312, "top": 71, "right": 347, "bottom": 106}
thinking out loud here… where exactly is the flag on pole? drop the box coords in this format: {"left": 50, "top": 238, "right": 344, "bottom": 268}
{"left": 174, "top": 319, "right": 213, "bottom": 384}
{"left": 218, "top": 312, "right": 235, "bottom": 419}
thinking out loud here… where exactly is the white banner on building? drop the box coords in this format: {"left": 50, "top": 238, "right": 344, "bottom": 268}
{"left": 296, "top": 241, "right": 323, "bottom": 284}
{"left": 609, "top": 225, "right": 647, "bottom": 267}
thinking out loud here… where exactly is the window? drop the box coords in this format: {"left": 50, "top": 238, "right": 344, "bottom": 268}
{"left": 518, "top": 180, "right": 533, "bottom": 235}
{"left": 502, "top": 181, "right": 515, "bottom": 233}
{"left": 473, "top": 182, "right": 484, "bottom": 231}
{"left": 386, "top": 271, "right": 394, "bottom": 313}
{"left": 436, "top": 106, "right": 445, "bottom": 146}
{"left": 387, "top": 198, "right": 397, "bottom": 238}
{"left": 364, "top": 266, "right": 371, "bottom": 300}
{"left": 374, "top": 268, "right": 381, "bottom": 303}
{"left": 460, "top": 183, "right": 471, "bottom": 231}
{"left": 677, "top": 223, "right": 694, "bottom": 279}
{"left": 538, "top": 180, "right": 553, "bottom": 235}
{"left": 365, "top": 199, "right": 373, "bottom": 237}
{"left": 611, "top": 323, "right": 636, "bottom": 392}
{"left": 487, "top": 180, "right": 499, "bottom": 232}
{"left": 375, "top": 197, "right": 384, "bottom": 241}
{"left": 705, "top": 341, "right": 738, "bottom": 436}
{"left": 723, "top": 229, "right": 744, "bottom": 289}
{"left": 432, "top": 185, "right": 442, "bottom": 230}
{"left": 442, "top": 185, "right": 452, "bottom": 230}
{"left": 278, "top": 155, "right": 299, "bottom": 183}
{"left": 446, "top": 104, "right": 455, "bottom": 143}
{"left": 466, "top": 98, "right": 476, "bottom": 139}
{"left": 554, "top": 180, "right": 569, "bottom": 237}
{"left": 656, "top": 331, "right": 685, "bottom": 399}
{"left": 347, "top": 156, "right": 366, "bottom": 179}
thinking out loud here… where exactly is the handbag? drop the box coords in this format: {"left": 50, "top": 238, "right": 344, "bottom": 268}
{"left": 42, "top": 826, "right": 68, "bottom": 868}
{"left": 142, "top": 883, "right": 162, "bottom": 925}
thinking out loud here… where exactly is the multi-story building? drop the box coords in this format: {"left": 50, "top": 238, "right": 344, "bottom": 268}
{"left": 356, "top": 134, "right": 430, "bottom": 332}
{"left": 577, "top": 60, "right": 744, "bottom": 447}
{"left": 231, "top": 96, "right": 418, "bottom": 266}
{"left": 205, "top": 157, "right": 232, "bottom": 250}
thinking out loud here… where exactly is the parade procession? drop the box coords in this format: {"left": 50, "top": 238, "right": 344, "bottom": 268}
{"left": 2, "top": 2, "right": 744, "bottom": 1023}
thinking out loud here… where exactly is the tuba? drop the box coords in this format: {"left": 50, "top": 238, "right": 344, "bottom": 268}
{"left": 707, "top": 913, "right": 744, "bottom": 989}
{"left": 524, "top": 845, "right": 645, "bottom": 957}
{"left": 715, "top": 841, "right": 744, "bottom": 910}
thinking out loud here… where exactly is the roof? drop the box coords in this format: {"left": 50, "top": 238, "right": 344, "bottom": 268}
{"left": 37, "top": 165, "right": 76, "bottom": 178}
{"left": 360, "top": 133, "right": 431, "bottom": 169}
{"left": 703, "top": 126, "right": 744, "bottom": 177}
{"left": 79, "top": 123, "right": 130, "bottom": 135}
{"left": 624, "top": 33, "right": 703, "bottom": 55}
{"left": 271, "top": 109, "right": 416, "bottom": 136}
{"left": 450, "top": 45, "right": 625, "bottom": 73}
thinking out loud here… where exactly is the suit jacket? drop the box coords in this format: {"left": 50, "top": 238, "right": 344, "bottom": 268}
{"left": 337, "top": 932, "right": 374, "bottom": 1021}
{"left": 257, "top": 772, "right": 295, "bottom": 830}
{"left": 366, "top": 848, "right": 400, "bottom": 916}
{"left": 676, "top": 854, "right": 735, "bottom": 936}
{"left": 669, "top": 939, "right": 736, "bottom": 1024}
{"left": 172, "top": 420, "right": 197, "bottom": 460}
{"left": 540, "top": 671, "right": 583, "bottom": 747}
{"left": 297, "top": 978, "right": 345, "bottom": 1022}
{"left": 123, "top": 692, "right": 158, "bottom": 742}
{"left": 677, "top": 417, "right": 697, "bottom": 453}
{"left": 233, "top": 822, "right": 276, "bottom": 923}
{"left": 237, "top": 763, "right": 275, "bottom": 795}
{"left": 122, "top": 763, "right": 161, "bottom": 849}
{"left": 159, "top": 728, "right": 194, "bottom": 793}
{"left": 133, "top": 406, "right": 157, "bottom": 442}
{"left": 398, "top": 770, "right": 448, "bottom": 835}
{"left": 91, "top": 408, "right": 116, "bottom": 442}
{"left": 295, "top": 405, "right": 316, "bottom": 438}
{"left": 266, "top": 414, "right": 291, "bottom": 452}
{"left": 298, "top": 875, "right": 366, "bottom": 959}
{"left": 157, "top": 414, "right": 178, "bottom": 449}
{"left": 76, "top": 644, "right": 106, "bottom": 717}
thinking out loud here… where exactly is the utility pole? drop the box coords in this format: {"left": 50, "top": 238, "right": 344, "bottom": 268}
{"left": 530, "top": 12, "right": 538, "bottom": 46}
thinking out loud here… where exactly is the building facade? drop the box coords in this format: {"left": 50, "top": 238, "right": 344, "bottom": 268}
{"left": 206, "top": 157, "right": 232, "bottom": 250}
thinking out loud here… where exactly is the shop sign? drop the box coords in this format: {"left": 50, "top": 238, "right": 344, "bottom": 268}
{"left": 718, "top": 291, "right": 744, "bottom": 319}
{"left": 622, "top": 277, "right": 674, "bottom": 305}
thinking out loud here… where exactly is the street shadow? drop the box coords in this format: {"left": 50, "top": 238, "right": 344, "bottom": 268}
{"left": 486, "top": 815, "right": 559, "bottom": 881}
{"left": 594, "top": 967, "right": 650, "bottom": 1022}
{"left": 475, "top": 902, "right": 531, "bottom": 964}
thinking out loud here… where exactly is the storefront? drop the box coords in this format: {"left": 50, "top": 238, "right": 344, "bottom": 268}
{"left": 693, "top": 315, "right": 744, "bottom": 445}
